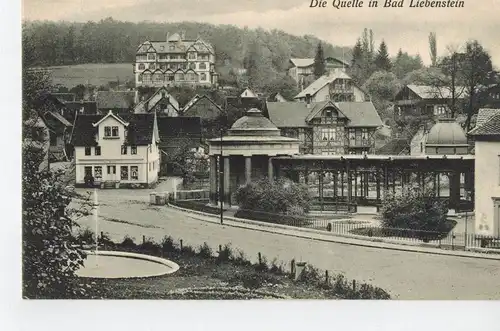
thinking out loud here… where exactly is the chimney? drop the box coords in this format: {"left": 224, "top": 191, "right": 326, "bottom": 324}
{"left": 305, "top": 94, "right": 312, "bottom": 108}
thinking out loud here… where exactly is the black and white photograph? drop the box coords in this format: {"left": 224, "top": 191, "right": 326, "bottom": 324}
{"left": 8, "top": 0, "right": 500, "bottom": 328}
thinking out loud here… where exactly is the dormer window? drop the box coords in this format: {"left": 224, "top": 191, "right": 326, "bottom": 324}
{"left": 104, "top": 126, "right": 119, "bottom": 138}
{"left": 121, "top": 145, "right": 128, "bottom": 155}
{"left": 112, "top": 126, "right": 118, "bottom": 137}
{"left": 85, "top": 147, "right": 91, "bottom": 156}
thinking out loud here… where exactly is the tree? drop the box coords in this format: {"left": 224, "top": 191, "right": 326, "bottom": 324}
{"left": 313, "top": 42, "right": 326, "bottom": 78}
{"left": 381, "top": 187, "right": 450, "bottom": 241}
{"left": 374, "top": 40, "right": 391, "bottom": 71}
{"left": 363, "top": 71, "right": 401, "bottom": 122}
{"left": 393, "top": 50, "right": 423, "bottom": 79}
{"left": 460, "top": 40, "right": 493, "bottom": 130}
{"left": 23, "top": 70, "right": 91, "bottom": 298}
{"left": 429, "top": 32, "right": 437, "bottom": 67}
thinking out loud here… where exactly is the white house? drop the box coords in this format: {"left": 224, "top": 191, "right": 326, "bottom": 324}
{"left": 468, "top": 108, "right": 500, "bottom": 237}
{"left": 294, "top": 71, "right": 367, "bottom": 103}
{"left": 71, "top": 110, "right": 160, "bottom": 188}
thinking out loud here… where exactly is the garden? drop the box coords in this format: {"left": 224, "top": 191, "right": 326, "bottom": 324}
{"left": 71, "top": 230, "right": 391, "bottom": 300}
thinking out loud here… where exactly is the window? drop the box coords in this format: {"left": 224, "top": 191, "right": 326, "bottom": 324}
{"left": 199, "top": 62, "right": 207, "bottom": 70}
{"left": 138, "top": 63, "right": 145, "bottom": 70}
{"left": 136, "top": 54, "right": 147, "bottom": 61}
{"left": 189, "top": 62, "right": 196, "bottom": 70}
{"left": 104, "top": 126, "right": 111, "bottom": 137}
{"left": 420, "top": 142, "right": 423, "bottom": 153}
{"left": 176, "top": 73, "right": 185, "bottom": 81}
{"left": 112, "top": 126, "right": 119, "bottom": 137}
{"left": 84, "top": 166, "right": 92, "bottom": 178}
{"left": 85, "top": 147, "right": 91, "bottom": 156}
{"left": 153, "top": 73, "right": 163, "bottom": 83}
{"left": 362, "top": 128, "right": 368, "bottom": 141}
{"left": 153, "top": 161, "right": 155, "bottom": 170}
{"left": 188, "top": 52, "right": 196, "bottom": 59}
{"left": 160, "top": 46, "right": 165, "bottom": 51}
{"left": 121, "top": 145, "right": 127, "bottom": 155}
{"left": 321, "top": 128, "right": 337, "bottom": 141}
{"left": 200, "top": 73, "right": 207, "bottom": 81}
{"left": 120, "top": 166, "right": 129, "bottom": 180}
{"left": 131, "top": 146, "right": 137, "bottom": 154}
{"left": 147, "top": 53, "right": 156, "bottom": 61}
{"left": 107, "top": 165, "right": 116, "bottom": 174}
{"left": 143, "top": 74, "right": 152, "bottom": 83}
{"left": 131, "top": 166, "right": 138, "bottom": 180}
{"left": 167, "top": 74, "right": 174, "bottom": 81}
{"left": 138, "top": 74, "right": 143, "bottom": 82}
{"left": 95, "top": 146, "right": 101, "bottom": 156}
{"left": 94, "top": 166, "right": 102, "bottom": 179}
{"left": 149, "top": 63, "right": 156, "bottom": 70}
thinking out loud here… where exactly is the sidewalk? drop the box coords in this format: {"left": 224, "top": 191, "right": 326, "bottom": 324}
{"left": 168, "top": 204, "right": 500, "bottom": 261}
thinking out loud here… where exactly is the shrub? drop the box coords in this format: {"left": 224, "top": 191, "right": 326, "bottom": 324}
{"left": 217, "top": 244, "right": 234, "bottom": 262}
{"left": 234, "top": 178, "right": 311, "bottom": 216}
{"left": 269, "top": 258, "right": 286, "bottom": 275}
{"left": 380, "top": 187, "right": 450, "bottom": 238}
{"left": 231, "top": 249, "right": 252, "bottom": 266}
{"left": 198, "top": 242, "right": 213, "bottom": 258}
{"left": 138, "top": 237, "right": 161, "bottom": 254}
{"left": 121, "top": 235, "right": 136, "bottom": 248}
{"left": 254, "top": 255, "right": 269, "bottom": 272}
{"left": 228, "top": 271, "right": 283, "bottom": 289}
{"left": 181, "top": 244, "right": 196, "bottom": 256}
{"left": 161, "top": 236, "right": 177, "bottom": 253}
{"left": 75, "top": 227, "right": 95, "bottom": 246}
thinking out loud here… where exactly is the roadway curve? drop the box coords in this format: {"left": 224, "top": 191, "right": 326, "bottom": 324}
{"left": 74, "top": 191, "right": 500, "bottom": 299}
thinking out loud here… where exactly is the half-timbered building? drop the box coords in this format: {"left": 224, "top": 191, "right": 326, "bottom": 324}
{"left": 267, "top": 100, "right": 383, "bottom": 155}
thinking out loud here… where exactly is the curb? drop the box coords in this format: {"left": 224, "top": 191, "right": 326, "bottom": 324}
{"left": 166, "top": 204, "right": 500, "bottom": 261}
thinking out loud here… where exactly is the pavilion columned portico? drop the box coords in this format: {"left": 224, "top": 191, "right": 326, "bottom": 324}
{"left": 271, "top": 154, "right": 475, "bottom": 213}
{"left": 207, "top": 108, "right": 300, "bottom": 205}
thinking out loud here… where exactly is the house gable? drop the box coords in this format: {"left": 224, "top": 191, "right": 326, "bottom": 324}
{"left": 93, "top": 110, "right": 129, "bottom": 128}
{"left": 183, "top": 95, "right": 223, "bottom": 119}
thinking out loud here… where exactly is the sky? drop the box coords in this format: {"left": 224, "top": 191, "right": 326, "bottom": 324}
{"left": 22, "top": 0, "right": 500, "bottom": 67}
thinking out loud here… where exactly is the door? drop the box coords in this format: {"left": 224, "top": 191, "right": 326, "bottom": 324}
{"left": 107, "top": 165, "right": 117, "bottom": 181}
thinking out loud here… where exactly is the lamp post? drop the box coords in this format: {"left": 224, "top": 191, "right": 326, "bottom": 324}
{"left": 219, "top": 128, "right": 224, "bottom": 225}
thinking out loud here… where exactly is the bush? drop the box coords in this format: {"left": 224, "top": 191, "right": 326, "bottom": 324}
{"left": 217, "top": 244, "right": 234, "bottom": 262}
{"left": 75, "top": 227, "right": 95, "bottom": 246}
{"left": 198, "top": 242, "right": 213, "bottom": 258}
{"left": 181, "top": 244, "right": 196, "bottom": 256}
{"left": 138, "top": 237, "right": 161, "bottom": 254}
{"left": 380, "top": 187, "right": 450, "bottom": 239}
{"left": 121, "top": 235, "right": 136, "bottom": 248}
{"left": 161, "top": 236, "right": 177, "bottom": 253}
{"left": 234, "top": 178, "right": 311, "bottom": 216}
{"left": 231, "top": 249, "right": 252, "bottom": 266}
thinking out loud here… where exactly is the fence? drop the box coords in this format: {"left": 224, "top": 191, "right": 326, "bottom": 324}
{"left": 231, "top": 208, "right": 500, "bottom": 251}
{"left": 174, "top": 189, "right": 210, "bottom": 201}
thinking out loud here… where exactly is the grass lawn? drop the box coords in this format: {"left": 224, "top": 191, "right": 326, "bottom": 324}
{"left": 48, "top": 63, "right": 134, "bottom": 88}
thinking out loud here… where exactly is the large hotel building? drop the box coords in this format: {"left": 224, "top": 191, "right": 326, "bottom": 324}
{"left": 134, "top": 32, "right": 219, "bottom": 88}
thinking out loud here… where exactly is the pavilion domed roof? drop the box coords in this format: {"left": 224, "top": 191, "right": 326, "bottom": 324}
{"left": 229, "top": 108, "right": 280, "bottom": 136}
{"left": 426, "top": 118, "right": 468, "bottom": 146}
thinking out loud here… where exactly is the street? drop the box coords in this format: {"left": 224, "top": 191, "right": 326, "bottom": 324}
{"left": 72, "top": 188, "right": 500, "bottom": 300}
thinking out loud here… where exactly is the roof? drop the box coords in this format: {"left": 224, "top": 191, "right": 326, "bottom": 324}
{"left": 290, "top": 58, "right": 315, "bottom": 67}
{"left": 46, "top": 111, "right": 72, "bottom": 127}
{"left": 475, "top": 108, "right": 500, "bottom": 128}
{"left": 406, "top": 85, "right": 466, "bottom": 99}
{"left": 468, "top": 113, "right": 500, "bottom": 137}
{"left": 376, "top": 138, "right": 410, "bottom": 155}
{"left": 229, "top": 108, "right": 280, "bottom": 136}
{"left": 143, "top": 36, "right": 214, "bottom": 55}
{"left": 96, "top": 91, "right": 137, "bottom": 110}
{"left": 267, "top": 101, "right": 382, "bottom": 128}
{"left": 134, "top": 87, "right": 179, "bottom": 113}
{"left": 335, "top": 102, "right": 383, "bottom": 127}
{"left": 273, "top": 154, "right": 474, "bottom": 161}
{"left": 267, "top": 102, "right": 312, "bottom": 127}
{"left": 226, "top": 96, "right": 265, "bottom": 111}
{"left": 295, "top": 71, "right": 353, "bottom": 99}
{"left": 71, "top": 113, "right": 155, "bottom": 146}
{"left": 65, "top": 101, "right": 98, "bottom": 114}
{"left": 426, "top": 118, "right": 468, "bottom": 146}
{"left": 183, "top": 94, "right": 223, "bottom": 114}
{"left": 289, "top": 57, "right": 350, "bottom": 68}
{"left": 51, "top": 93, "right": 76, "bottom": 103}
{"left": 156, "top": 116, "right": 202, "bottom": 141}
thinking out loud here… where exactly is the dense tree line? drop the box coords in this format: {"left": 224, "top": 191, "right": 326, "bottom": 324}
{"left": 22, "top": 18, "right": 350, "bottom": 90}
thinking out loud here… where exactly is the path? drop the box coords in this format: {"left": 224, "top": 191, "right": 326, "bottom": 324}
{"left": 72, "top": 189, "right": 500, "bottom": 300}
